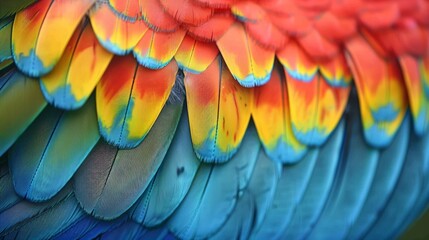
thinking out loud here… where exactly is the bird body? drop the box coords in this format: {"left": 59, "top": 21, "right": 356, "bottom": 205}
{"left": 0, "top": 0, "right": 429, "bottom": 239}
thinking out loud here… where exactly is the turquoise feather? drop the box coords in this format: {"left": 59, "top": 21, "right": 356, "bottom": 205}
{"left": 346, "top": 115, "right": 410, "bottom": 239}
{"left": 8, "top": 97, "right": 99, "bottom": 201}
{"left": 2, "top": 193, "right": 84, "bottom": 239}
{"left": 247, "top": 149, "right": 282, "bottom": 232}
{"left": 283, "top": 119, "right": 345, "bottom": 239}
{"left": 167, "top": 125, "right": 260, "bottom": 239}
{"left": 0, "top": 69, "right": 46, "bottom": 155}
{"left": 210, "top": 192, "right": 255, "bottom": 240}
{"left": 307, "top": 99, "right": 379, "bottom": 239}
{"left": 364, "top": 127, "right": 429, "bottom": 239}
{"left": 131, "top": 108, "right": 200, "bottom": 226}
{"left": 74, "top": 102, "right": 183, "bottom": 219}
{"left": 251, "top": 148, "right": 319, "bottom": 239}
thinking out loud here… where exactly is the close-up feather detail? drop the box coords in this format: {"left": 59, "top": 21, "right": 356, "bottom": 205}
{"left": 1, "top": 0, "right": 429, "bottom": 239}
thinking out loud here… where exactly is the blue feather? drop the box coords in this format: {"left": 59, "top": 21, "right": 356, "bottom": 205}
{"left": 247, "top": 149, "right": 282, "bottom": 232}
{"left": 131, "top": 108, "right": 200, "bottom": 226}
{"left": 8, "top": 96, "right": 99, "bottom": 201}
{"left": 346, "top": 115, "right": 410, "bottom": 239}
{"left": 0, "top": 163, "right": 20, "bottom": 213}
{"left": 306, "top": 100, "right": 379, "bottom": 239}
{"left": 364, "top": 120, "right": 429, "bottom": 239}
{"left": 250, "top": 148, "right": 319, "bottom": 239}
{"left": 283, "top": 119, "right": 345, "bottom": 239}
{"left": 167, "top": 124, "right": 260, "bottom": 239}
{"left": 210, "top": 192, "right": 255, "bottom": 240}
{"left": 73, "top": 102, "right": 183, "bottom": 219}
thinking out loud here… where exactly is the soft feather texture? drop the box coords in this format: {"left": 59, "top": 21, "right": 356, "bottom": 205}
{"left": 74, "top": 101, "right": 183, "bottom": 219}
{"left": 0, "top": 70, "right": 47, "bottom": 155}
{"left": 167, "top": 124, "right": 260, "bottom": 239}
{"left": 251, "top": 147, "right": 319, "bottom": 239}
{"left": 283, "top": 119, "right": 345, "bottom": 239}
{"left": 131, "top": 108, "right": 200, "bottom": 226}
{"left": 9, "top": 97, "right": 99, "bottom": 201}
{"left": 347, "top": 115, "right": 410, "bottom": 239}
{"left": 0, "top": 0, "right": 36, "bottom": 18}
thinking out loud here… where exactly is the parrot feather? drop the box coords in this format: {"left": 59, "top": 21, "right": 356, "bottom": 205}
{"left": 89, "top": 3, "right": 148, "bottom": 55}
{"left": 131, "top": 108, "right": 200, "bottom": 227}
{"left": 217, "top": 23, "right": 275, "bottom": 87}
{"left": 278, "top": 41, "right": 350, "bottom": 146}
{"left": 12, "top": 0, "right": 95, "bottom": 77}
{"left": 134, "top": 29, "right": 186, "bottom": 69}
{"left": 0, "top": 179, "right": 73, "bottom": 235}
{"left": 184, "top": 57, "right": 252, "bottom": 162}
{"left": 0, "top": 18, "right": 12, "bottom": 63}
{"left": 346, "top": 35, "right": 408, "bottom": 147}
{"left": 8, "top": 96, "right": 99, "bottom": 201}
{"left": 209, "top": 192, "right": 255, "bottom": 240}
{"left": 174, "top": 36, "right": 219, "bottom": 73}
{"left": 140, "top": 0, "right": 179, "bottom": 32}
{"left": 0, "top": 69, "right": 46, "bottom": 156}
{"left": 52, "top": 215, "right": 126, "bottom": 240}
{"left": 101, "top": 222, "right": 169, "bottom": 240}
{"left": 96, "top": 55, "right": 177, "bottom": 148}
{"left": 364, "top": 126, "right": 429, "bottom": 239}
{"left": 346, "top": 115, "right": 410, "bottom": 239}
{"left": 0, "top": 164, "right": 20, "bottom": 213}
{"left": 250, "top": 148, "right": 319, "bottom": 239}
{"left": 252, "top": 63, "right": 307, "bottom": 163}
{"left": 306, "top": 97, "right": 379, "bottom": 239}
{"left": 0, "top": 0, "right": 36, "bottom": 18}
{"left": 2, "top": 193, "right": 84, "bottom": 240}
{"left": 283, "top": 119, "right": 345, "bottom": 239}
{"left": 74, "top": 101, "right": 183, "bottom": 219}
{"left": 400, "top": 56, "right": 429, "bottom": 135}
{"left": 246, "top": 149, "right": 282, "bottom": 232}
{"left": 159, "top": 0, "right": 214, "bottom": 26}
{"left": 167, "top": 124, "right": 260, "bottom": 239}
{"left": 40, "top": 22, "right": 113, "bottom": 110}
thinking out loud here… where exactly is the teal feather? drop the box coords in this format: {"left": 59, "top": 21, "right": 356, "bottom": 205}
{"left": 0, "top": 163, "right": 20, "bottom": 213}
{"left": 0, "top": 171, "right": 71, "bottom": 237}
{"left": 131, "top": 108, "right": 200, "bottom": 226}
{"left": 2, "top": 193, "right": 84, "bottom": 239}
{"left": 251, "top": 148, "right": 319, "bottom": 239}
{"left": 0, "top": 18, "right": 12, "bottom": 63}
{"left": 364, "top": 125, "right": 429, "bottom": 239}
{"left": 283, "top": 119, "right": 345, "bottom": 239}
{"left": 8, "top": 96, "right": 99, "bottom": 201}
{"left": 0, "top": 69, "right": 46, "bottom": 155}
{"left": 167, "top": 125, "right": 260, "bottom": 239}
{"left": 346, "top": 115, "right": 410, "bottom": 239}
{"left": 246, "top": 149, "right": 282, "bottom": 232}
{"left": 210, "top": 192, "right": 255, "bottom": 240}
{"left": 0, "top": 0, "right": 36, "bottom": 18}
{"left": 101, "top": 222, "right": 169, "bottom": 240}
{"left": 306, "top": 99, "right": 379, "bottom": 239}
{"left": 74, "top": 102, "right": 183, "bottom": 219}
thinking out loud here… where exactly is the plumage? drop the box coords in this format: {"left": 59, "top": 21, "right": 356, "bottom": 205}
{"left": 167, "top": 125, "right": 260, "bottom": 239}
{"left": 217, "top": 23, "right": 275, "bottom": 87}
{"left": 1, "top": 0, "right": 429, "bottom": 239}
{"left": 0, "top": 70, "right": 46, "bottom": 155}
{"left": 131, "top": 109, "right": 200, "bottom": 227}
{"left": 74, "top": 100, "right": 183, "bottom": 219}
{"left": 251, "top": 148, "right": 319, "bottom": 239}
{"left": 8, "top": 97, "right": 99, "bottom": 201}
{"left": 96, "top": 55, "right": 177, "bottom": 148}
{"left": 12, "top": 0, "right": 95, "bottom": 77}
{"left": 346, "top": 115, "right": 410, "bottom": 239}
{"left": 89, "top": 3, "right": 147, "bottom": 55}
{"left": 283, "top": 119, "right": 345, "bottom": 239}
{"left": 184, "top": 57, "right": 252, "bottom": 162}
{"left": 40, "top": 22, "right": 113, "bottom": 110}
